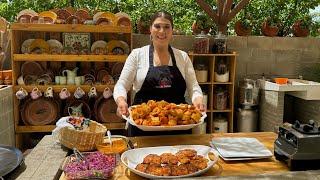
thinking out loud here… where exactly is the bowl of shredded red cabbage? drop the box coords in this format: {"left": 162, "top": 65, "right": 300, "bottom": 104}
{"left": 62, "top": 151, "right": 118, "bottom": 179}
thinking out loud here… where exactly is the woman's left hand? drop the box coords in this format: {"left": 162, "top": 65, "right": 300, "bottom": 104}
{"left": 193, "top": 96, "right": 206, "bottom": 112}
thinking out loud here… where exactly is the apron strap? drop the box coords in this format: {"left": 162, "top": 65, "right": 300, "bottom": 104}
{"left": 149, "top": 44, "right": 177, "bottom": 67}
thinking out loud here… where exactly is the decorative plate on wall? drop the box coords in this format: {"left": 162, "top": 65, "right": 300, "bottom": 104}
{"left": 29, "top": 39, "right": 50, "bottom": 54}
{"left": 21, "top": 39, "right": 34, "bottom": 54}
{"left": 63, "top": 33, "right": 91, "bottom": 53}
{"left": 106, "top": 40, "right": 130, "bottom": 55}
{"left": 21, "top": 97, "right": 59, "bottom": 126}
{"left": 47, "top": 39, "right": 63, "bottom": 54}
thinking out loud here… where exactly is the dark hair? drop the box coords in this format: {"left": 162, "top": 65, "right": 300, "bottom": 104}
{"left": 150, "top": 11, "right": 174, "bottom": 29}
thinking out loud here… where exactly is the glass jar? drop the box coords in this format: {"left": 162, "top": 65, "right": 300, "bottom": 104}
{"left": 193, "top": 31, "right": 210, "bottom": 54}
{"left": 212, "top": 32, "right": 227, "bottom": 54}
{"left": 214, "top": 58, "right": 229, "bottom": 82}
{"left": 213, "top": 87, "right": 228, "bottom": 110}
{"left": 213, "top": 114, "right": 228, "bottom": 133}
{"left": 195, "top": 63, "right": 208, "bottom": 82}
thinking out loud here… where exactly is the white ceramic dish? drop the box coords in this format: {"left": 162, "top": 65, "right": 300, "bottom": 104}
{"left": 122, "top": 106, "right": 206, "bottom": 131}
{"left": 210, "top": 137, "right": 273, "bottom": 161}
{"left": 121, "top": 145, "right": 218, "bottom": 179}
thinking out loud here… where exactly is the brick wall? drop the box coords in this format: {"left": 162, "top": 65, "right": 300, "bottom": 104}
{"left": 0, "top": 86, "right": 14, "bottom": 146}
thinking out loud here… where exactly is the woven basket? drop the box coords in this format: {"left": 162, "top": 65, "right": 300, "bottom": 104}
{"left": 58, "top": 120, "right": 107, "bottom": 151}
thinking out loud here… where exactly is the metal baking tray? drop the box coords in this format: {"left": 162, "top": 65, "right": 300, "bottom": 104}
{"left": 0, "top": 145, "right": 23, "bottom": 177}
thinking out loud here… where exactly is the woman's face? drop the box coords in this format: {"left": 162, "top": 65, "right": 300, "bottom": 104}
{"left": 150, "top": 17, "right": 173, "bottom": 46}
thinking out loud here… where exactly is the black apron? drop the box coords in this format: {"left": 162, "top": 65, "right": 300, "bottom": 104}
{"left": 128, "top": 44, "right": 191, "bottom": 136}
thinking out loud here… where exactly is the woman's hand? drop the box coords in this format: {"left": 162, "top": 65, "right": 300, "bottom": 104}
{"left": 193, "top": 96, "right": 206, "bottom": 112}
{"left": 116, "top": 97, "right": 129, "bottom": 117}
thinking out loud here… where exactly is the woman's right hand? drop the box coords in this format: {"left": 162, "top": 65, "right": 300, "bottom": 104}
{"left": 116, "top": 97, "right": 129, "bottom": 117}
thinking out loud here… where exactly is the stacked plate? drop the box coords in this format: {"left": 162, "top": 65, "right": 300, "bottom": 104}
{"left": 210, "top": 137, "right": 273, "bottom": 161}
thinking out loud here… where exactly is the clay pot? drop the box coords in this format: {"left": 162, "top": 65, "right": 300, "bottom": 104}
{"left": 261, "top": 21, "right": 279, "bottom": 37}
{"left": 137, "top": 19, "right": 150, "bottom": 34}
{"left": 292, "top": 20, "right": 309, "bottom": 37}
{"left": 192, "top": 22, "right": 210, "bottom": 35}
{"left": 235, "top": 20, "right": 252, "bottom": 36}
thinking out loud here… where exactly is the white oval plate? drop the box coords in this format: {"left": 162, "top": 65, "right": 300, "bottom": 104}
{"left": 121, "top": 145, "right": 218, "bottom": 179}
{"left": 122, "top": 106, "right": 206, "bottom": 131}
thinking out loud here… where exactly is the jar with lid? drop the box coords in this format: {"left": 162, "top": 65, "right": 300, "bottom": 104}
{"left": 193, "top": 31, "right": 210, "bottom": 54}
{"left": 215, "top": 58, "right": 229, "bottom": 82}
{"left": 213, "top": 86, "right": 228, "bottom": 110}
{"left": 239, "top": 78, "right": 260, "bottom": 105}
{"left": 212, "top": 31, "right": 227, "bottom": 54}
{"left": 195, "top": 63, "right": 208, "bottom": 82}
{"left": 213, "top": 114, "right": 228, "bottom": 133}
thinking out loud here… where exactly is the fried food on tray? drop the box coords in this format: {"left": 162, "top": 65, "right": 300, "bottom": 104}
{"left": 171, "top": 164, "right": 189, "bottom": 176}
{"left": 143, "top": 154, "right": 161, "bottom": 165}
{"left": 136, "top": 163, "right": 148, "bottom": 173}
{"left": 160, "top": 153, "right": 179, "bottom": 165}
{"left": 145, "top": 164, "right": 163, "bottom": 176}
{"left": 135, "top": 149, "right": 209, "bottom": 176}
{"left": 176, "top": 149, "right": 197, "bottom": 158}
{"left": 131, "top": 100, "right": 202, "bottom": 126}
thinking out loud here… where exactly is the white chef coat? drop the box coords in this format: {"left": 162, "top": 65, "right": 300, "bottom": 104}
{"left": 113, "top": 45, "right": 203, "bottom": 103}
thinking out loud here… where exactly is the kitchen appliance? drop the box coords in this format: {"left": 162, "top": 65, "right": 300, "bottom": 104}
{"left": 239, "top": 78, "right": 260, "bottom": 105}
{"left": 237, "top": 104, "right": 258, "bottom": 132}
{"left": 274, "top": 120, "right": 320, "bottom": 171}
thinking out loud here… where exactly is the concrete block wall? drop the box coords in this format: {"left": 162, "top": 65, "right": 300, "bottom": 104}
{"left": 259, "top": 91, "right": 285, "bottom": 132}
{"left": 133, "top": 35, "right": 320, "bottom": 81}
{"left": 0, "top": 86, "right": 14, "bottom": 146}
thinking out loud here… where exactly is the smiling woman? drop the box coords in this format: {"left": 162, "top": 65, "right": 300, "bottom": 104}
{"left": 113, "top": 11, "right": 205, "bottom": 137}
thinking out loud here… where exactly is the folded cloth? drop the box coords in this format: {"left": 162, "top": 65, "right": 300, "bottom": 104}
{"left": 52, "top": 116, "right": 74, "bottom": 140}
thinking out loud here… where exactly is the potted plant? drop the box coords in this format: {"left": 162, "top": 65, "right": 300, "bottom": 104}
{"left": 234, "top": 6, "right": 252, "bottom": 36}
{"left": 292, "top": 15, "right": 312, "bottom": 37}
{"left": 261, "top": 16, "right": 280, "bottom": 37}
{"left": 192, "top": 12, "right": 213, "bottom": 35}
{"left": 235, "top": 18, "right": 252, "bottom": 36}
{"left": 137, "top": 11, "right": 152, "bottom": 34}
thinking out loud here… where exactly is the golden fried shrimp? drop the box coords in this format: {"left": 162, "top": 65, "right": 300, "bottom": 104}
{"left": 160, "top": 153, "right": 179, "bottom": 165}
{"left": 143, "top": 154, "right": 161, "bottom": 165}
{"left": 146, "top": 164, "right": 163, "bottom": 176}
{"left": 171, "top": 164, "right": 189, "bottom": 176}
{"left": 134, "top": 118, "right": 143, "bottom": 125}
{"left": 160, "top": 116, "right": 169, "bottom": 125}
{"left": 135, "top": 163, "right": 149, "bottom": 173}
{"left": 185, "top": 163, "right": 198, "bottom": 173}
{"left": 191, "top": 112, "right": 201, "bottom": 122}
{"left": 176, "top": 149, "right": 197, "bottom": 158}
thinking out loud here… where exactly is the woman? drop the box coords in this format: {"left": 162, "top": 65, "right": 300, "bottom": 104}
{"left": 113, "top": 11, "right": 205, "bottom": 136}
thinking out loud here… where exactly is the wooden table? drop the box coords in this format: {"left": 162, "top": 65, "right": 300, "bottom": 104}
{"left": 60, "top": 132, "right": 289, "bottom": 180}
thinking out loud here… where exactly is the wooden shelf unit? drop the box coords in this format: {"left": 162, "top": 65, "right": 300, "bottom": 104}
{"left": 11, "top": 23, "right": 132, "bottom": 148}
{"left": 189, "top": 52, "right": 237, "bottom": 133}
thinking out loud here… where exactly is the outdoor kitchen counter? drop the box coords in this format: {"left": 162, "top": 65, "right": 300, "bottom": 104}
{"left": 10, "top": 132, "right": 319, "bottom": 180}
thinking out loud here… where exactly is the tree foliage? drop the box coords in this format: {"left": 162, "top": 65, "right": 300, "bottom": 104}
{"left": 0, "top": 0, "right": 318, "bottom": 36}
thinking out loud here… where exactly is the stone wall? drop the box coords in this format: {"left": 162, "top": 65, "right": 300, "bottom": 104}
{"left": 0, "top": 86, "right": 14, "bottom": 146}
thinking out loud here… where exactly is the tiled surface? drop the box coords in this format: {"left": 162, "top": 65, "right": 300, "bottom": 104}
{"left": 0, "top": 86, "right": 14, "bottom": 146}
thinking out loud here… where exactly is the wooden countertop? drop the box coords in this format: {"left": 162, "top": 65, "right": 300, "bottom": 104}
{"left": 60, "top": 132, "right": 289, "bottom": 180}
